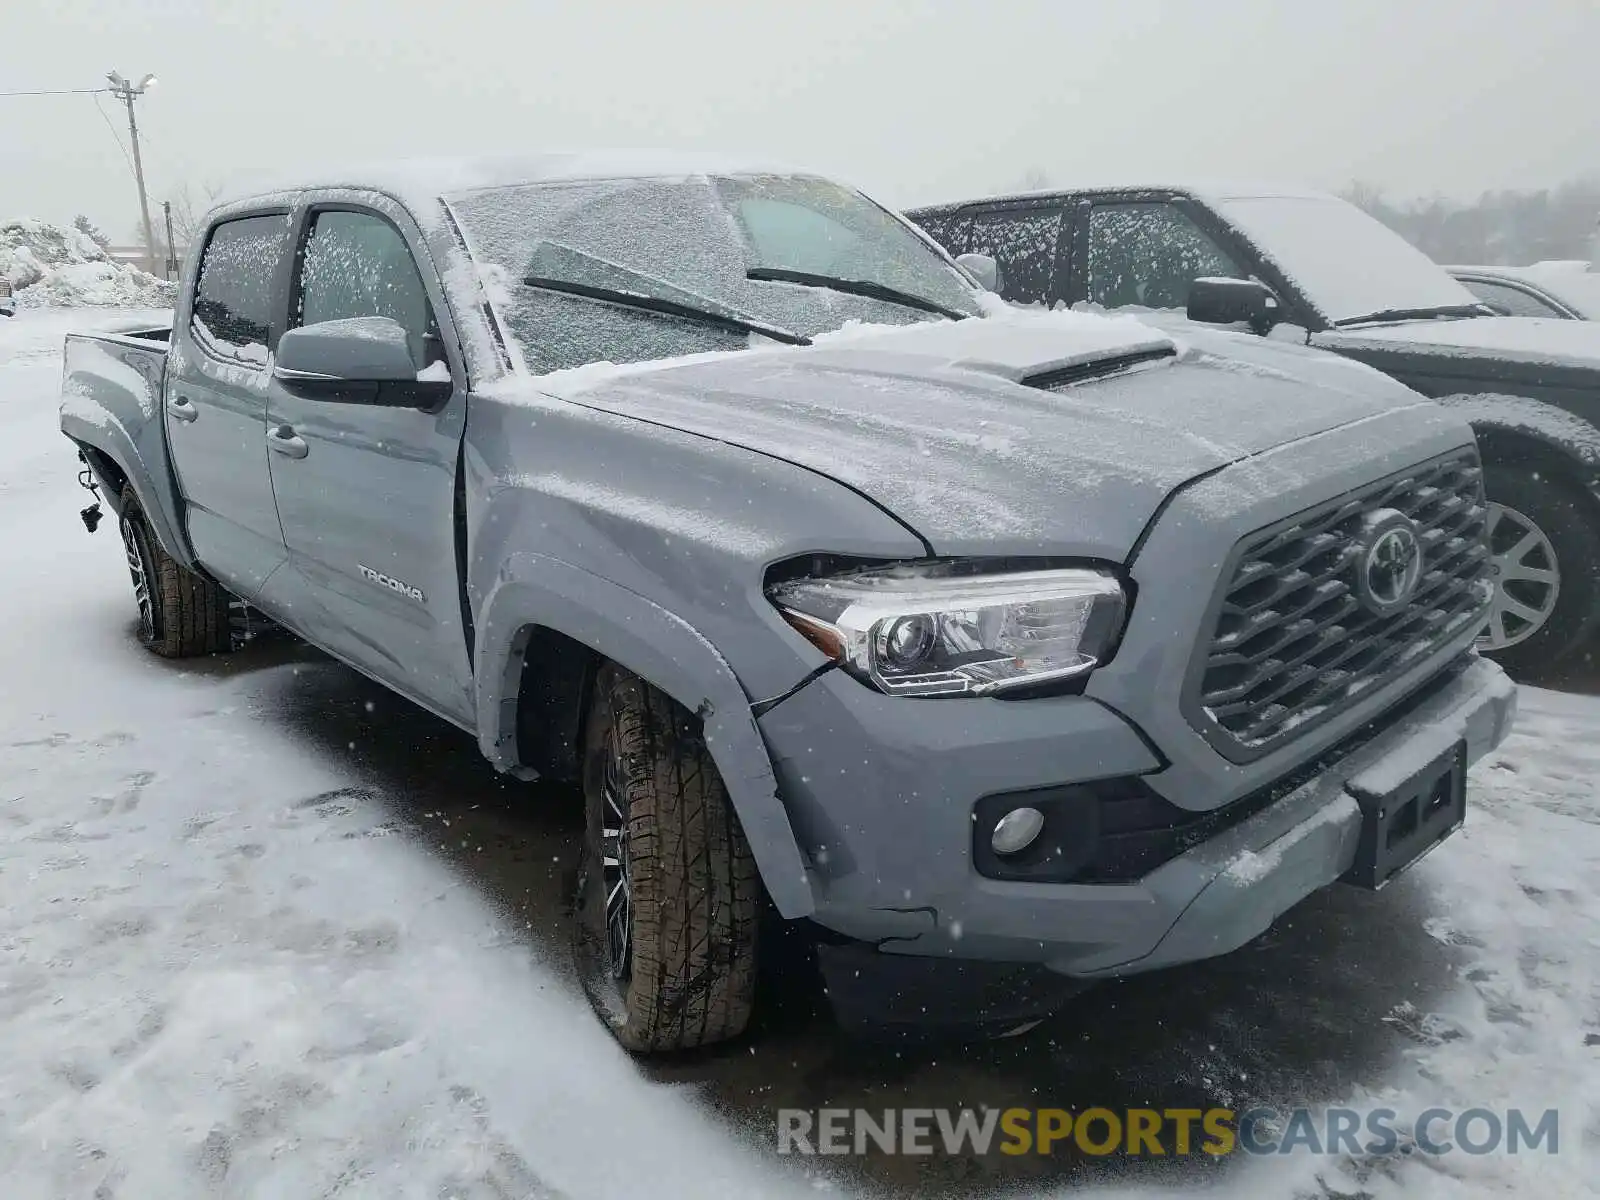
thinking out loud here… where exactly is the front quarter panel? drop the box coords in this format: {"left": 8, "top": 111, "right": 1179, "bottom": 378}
{"left": 465, "top": 385, "right": 928, "bottom": 702}
{"left": 465, "top": 385, "right": 931, "bottom": 918}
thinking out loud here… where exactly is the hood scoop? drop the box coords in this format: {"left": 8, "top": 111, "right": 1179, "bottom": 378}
{"left": 1021, "top": 345, "right": 1177, "bottom": 391}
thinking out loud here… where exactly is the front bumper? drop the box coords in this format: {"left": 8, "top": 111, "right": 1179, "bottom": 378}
{"left": 760, "top": 653, "right": 1514, "bottom": 1014}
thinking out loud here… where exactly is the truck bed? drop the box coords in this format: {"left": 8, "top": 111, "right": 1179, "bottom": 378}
{"left": 60, "top": 328, "right": 170, "bottom": 439}
{"left": 59, "top": 323, "right": 196, "bottom": 570}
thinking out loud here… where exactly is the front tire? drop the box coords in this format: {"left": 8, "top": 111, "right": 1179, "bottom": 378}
{"left": 1476, "top": 463, "right": 1600, "bottom": 681}
{"left": 116, "top": 491, "right": 236, "bottom": 658}
{"left": 574, "top": 663, "right": 760, "bottom": 1052}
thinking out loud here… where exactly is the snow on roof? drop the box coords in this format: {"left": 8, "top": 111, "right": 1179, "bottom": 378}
{"left": 214, "top": 151, "right": 815, "bottom": 211}
{"left": 908, "top": 180, "right": 1337, "bottom": 212}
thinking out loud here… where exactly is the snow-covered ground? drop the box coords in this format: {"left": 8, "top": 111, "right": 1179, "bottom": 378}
{"left": 0, "top": 309, "right": 1595, "bottom": 1198}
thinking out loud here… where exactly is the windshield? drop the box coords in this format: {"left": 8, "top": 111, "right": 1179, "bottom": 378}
{"left": 447, "top": 173, "right": 983, "bottom": 373}
{"left": 1539, "top": 269, "right": 1600, "bottom": 319}
{"left": 1215, "top": 194, "right": 1485, "bottom": 325}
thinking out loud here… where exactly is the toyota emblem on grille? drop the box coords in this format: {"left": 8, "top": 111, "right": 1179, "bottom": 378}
{"left": 1356, "top": 509, "right": 1423, "bottom": 615}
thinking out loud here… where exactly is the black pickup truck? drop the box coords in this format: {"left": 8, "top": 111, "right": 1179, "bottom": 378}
{"left": 909, "top": 185, "right": 1600, "bottom": 682}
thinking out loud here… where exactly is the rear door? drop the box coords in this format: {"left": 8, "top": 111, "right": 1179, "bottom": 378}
{"left": 261, "top": 198, "right": 474, "bottom": 726}
{"left": 166, "top": 211, "right": 293, "bottom": 597}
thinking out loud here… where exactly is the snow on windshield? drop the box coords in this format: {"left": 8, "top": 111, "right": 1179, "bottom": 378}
{"left": 446, "top": 174, "right": 982, "bottom": 373}
{"left": 1535, "top": 267, "right": 1600, "bottom": 318}
{"left": 1216, "top": 194, "right": 1482, "bottom": 324}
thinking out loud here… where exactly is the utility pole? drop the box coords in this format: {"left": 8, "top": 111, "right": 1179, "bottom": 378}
{"left": 106, "top": 71, "right": 159, "bottom": 274}
{"left": 162, "top": 200, "right": 178, "bottom": 280}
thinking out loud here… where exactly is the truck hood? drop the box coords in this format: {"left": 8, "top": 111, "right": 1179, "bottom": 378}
{"left": 1315, "top": 315, "right": 1600, "bottom": 375}
{"left": 530, "top": 312, "right": 1438, "bottom": 558}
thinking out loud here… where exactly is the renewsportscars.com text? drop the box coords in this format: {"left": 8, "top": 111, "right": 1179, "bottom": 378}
{"left": 776, "top": 1106, "right": 1560, "bottom": 1157}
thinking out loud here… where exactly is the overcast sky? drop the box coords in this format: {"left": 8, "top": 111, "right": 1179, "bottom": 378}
{"left": 4, "top": 0, "right": 1597, "bottom": 241}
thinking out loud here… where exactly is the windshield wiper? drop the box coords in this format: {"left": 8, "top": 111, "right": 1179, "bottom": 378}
{"left": 521, "top": 275, "right": 811, "bottom": 346}
{"left": 1333, "top": 303, "right": 1491, "bottom": 327}
{"left": 747, "top": 266, "right": 970, "bottom": 321}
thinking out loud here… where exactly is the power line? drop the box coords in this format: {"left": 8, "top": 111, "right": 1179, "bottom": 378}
{"left": 92, "top": 92, "right": 138, "bottom": 179}
{"left": 0, "top": 87, "right": 109, "bottom": 97}
{"left": 4, "top": 74, "right": 162, "bottom": 273}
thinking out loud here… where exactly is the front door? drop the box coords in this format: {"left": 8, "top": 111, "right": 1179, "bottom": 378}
{"left": 1075, "top": 200, "right": 1246, "bottom": 312}
{"left": 261, "top": 201, "right": 474, "bottom": 726}
{"left": 166, "top": 212, "right": 293, "bottom": 597}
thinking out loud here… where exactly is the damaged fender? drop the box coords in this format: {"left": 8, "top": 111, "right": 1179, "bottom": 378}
{"left": 473, "top": 550, "right": 817, "bottom": 918}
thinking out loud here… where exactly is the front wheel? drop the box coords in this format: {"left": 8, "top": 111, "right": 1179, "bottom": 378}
{"left": 1475, "top": 463, "right": 1600, "bottom": 682}
{"left": 573, "top": 663, "right": 760, "bottom": 1052}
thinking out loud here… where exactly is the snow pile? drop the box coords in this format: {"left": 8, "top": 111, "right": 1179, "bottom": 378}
{"left": 0, "top": 218, "right": 176, "bottom": 309}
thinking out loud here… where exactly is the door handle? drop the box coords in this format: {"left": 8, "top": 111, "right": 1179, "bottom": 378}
{"left": 166, "top": 396, "right": 198, "bottom": 423}
{"left": 267, "top": 425, "right": 309, "bottom": 459}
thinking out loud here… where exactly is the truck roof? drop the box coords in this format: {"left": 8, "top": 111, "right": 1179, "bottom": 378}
{"left": 908, "top": 181, "right": 1339, "bottom": 213}
{"left": 214, "top": 151, "right": 816, "bottom": 211}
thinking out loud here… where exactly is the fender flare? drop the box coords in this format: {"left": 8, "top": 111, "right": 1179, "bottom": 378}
{"left": 1435, "top": 392, "right": 1600, "bottom": 496}
{"left": 62, "top": 417, "right": 199, "bottom": 570}
{"left": 474, "top": 551, "right": 816, "bottom": 918}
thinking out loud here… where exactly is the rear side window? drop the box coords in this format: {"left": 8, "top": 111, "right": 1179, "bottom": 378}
{"left": 967, "top": 208, "right": 1065, "bottom": 306}
{"left": 191, "top": 215, "right": 286, "bottom": 365}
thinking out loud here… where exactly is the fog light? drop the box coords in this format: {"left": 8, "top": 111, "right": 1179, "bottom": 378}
{"left": 991, "top": 806, "right": 1045, "bottom": 855}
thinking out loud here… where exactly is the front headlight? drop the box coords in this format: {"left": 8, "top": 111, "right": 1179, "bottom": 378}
{"left": 767, "top": 561, "right": 1127, "bottom": 697}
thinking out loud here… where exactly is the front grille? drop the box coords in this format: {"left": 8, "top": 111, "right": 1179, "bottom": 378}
{"left": 1189, "top": 449, "right": 1491, "bottom": 758}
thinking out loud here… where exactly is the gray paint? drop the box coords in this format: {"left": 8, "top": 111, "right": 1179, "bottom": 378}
{"left": 59, "top": 166, "right": 1516, "bottom": 973}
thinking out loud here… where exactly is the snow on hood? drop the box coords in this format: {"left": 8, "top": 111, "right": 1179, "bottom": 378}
{"left": 1317, "top": 315, "right": 1600, "bottom": 371}
{"left": 782, "top": 306, "right": 1175, "bottom": 380}
{"left": 508, "top": 309, "right": 1436, "bottom": 558}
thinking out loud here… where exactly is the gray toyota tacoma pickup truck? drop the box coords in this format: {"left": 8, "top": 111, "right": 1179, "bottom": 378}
{"left": 59, "top": 155, "right": 1514, "bottom": 1052}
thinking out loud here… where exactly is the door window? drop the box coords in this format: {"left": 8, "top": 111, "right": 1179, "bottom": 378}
{"left": 293, "top": 210, "right": 439, "bottom": 367}
{"left": 967, "top": 208, "right": 1064, "bottom": 305}
{"left": 1458, "top": 278, "right": 1566, "bottom": 319}
{"left": 1087, "top": 203, "right": 1243, "bottom": 310}
{"left": 191, "top": 215, "right": 288, "bottom": 366}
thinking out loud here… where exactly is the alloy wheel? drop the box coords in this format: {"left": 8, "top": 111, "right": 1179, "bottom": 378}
{"left": 1477, "top": 501, "right": 1561, "bottom": 651}
{"left": 600, "top": 745, "right": 632, "bottom": 981}
{"left": 120, "top": 513, "right": 157, "bottom": 643}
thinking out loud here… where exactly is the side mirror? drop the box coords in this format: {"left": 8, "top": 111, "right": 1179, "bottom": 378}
{"left": 1186, "top": 277, "right": 1280, "bottom": 334}
{"left": 955, "top": 252, "right": 1002, "bottom": 294}
{"left": 274, "top": 317, "right": 451, "bottom": 407}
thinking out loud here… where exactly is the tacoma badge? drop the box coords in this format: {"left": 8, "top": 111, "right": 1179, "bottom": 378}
{"left": 357, "top": 564, "right": 425, "bottom": 603}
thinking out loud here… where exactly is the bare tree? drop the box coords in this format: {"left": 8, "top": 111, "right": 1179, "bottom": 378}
{"left": 160, "top": 181, "right": 224, "bottom": 261}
